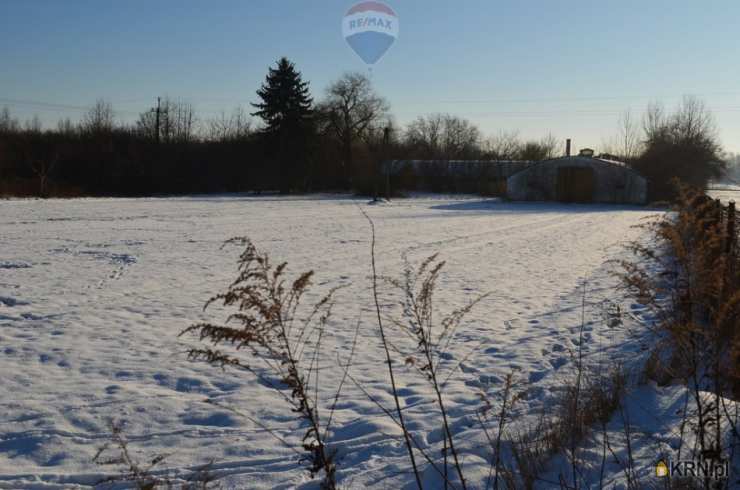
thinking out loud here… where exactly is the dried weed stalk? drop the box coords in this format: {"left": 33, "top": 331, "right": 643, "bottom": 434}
{"left": 93, "top": 421, "right": 218, "bottom": 489}
{"left": 384, "top": 252, "right": 489, "bottom": 490}
{"left": 180, "top": 237, "right": 343, "bottom": 489}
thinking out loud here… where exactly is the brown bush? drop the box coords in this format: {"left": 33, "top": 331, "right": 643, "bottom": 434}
{"left": 620, "top": 183, "right": 740, "bottom": 475}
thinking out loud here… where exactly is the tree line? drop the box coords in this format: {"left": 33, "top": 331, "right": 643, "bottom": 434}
{"left": 0, "top": 57, "right": 727, "bottom": 200}
{"left": 603, "top": 98, "right": 726, "bottom": 200}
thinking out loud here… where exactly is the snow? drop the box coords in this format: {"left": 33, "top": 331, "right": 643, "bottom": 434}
{"left": 0, "top": 194, "right": 681, "bottom": 488}
{"left": 709, "top": 183, "right": 740, "bottom": 203}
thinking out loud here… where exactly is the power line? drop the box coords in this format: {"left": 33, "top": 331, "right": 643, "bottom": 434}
{"left": 0, "top": 97, "right": 141, "bottom": 116}
{"left": 0, "top": 97, "right": 240, "bottom": 117}
{"left": 4, "top": 92, "right": 740, "bottom": 123}
{"left": 393, "top": 107, "right": 740, "bottom": 119}
{"left": 412, "top": 90, "right": 740, "bottom": 105}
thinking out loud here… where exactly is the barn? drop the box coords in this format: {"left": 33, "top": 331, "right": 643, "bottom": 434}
{"left": 506, "top": 155, "right": 647, "bottom": 204}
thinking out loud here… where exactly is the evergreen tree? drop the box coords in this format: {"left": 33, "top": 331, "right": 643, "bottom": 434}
{"left": 252, "top": 57, "right": 314, "bottom": 193}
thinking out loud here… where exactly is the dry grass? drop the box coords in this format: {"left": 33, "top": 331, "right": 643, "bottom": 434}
{"left": 618, "top": 183, "right": 740, "bottom": 486}
{"left": 502, "top": 365, "right": 627, "bottom": 489}
{"left": 93, "top": 421, "right": 218, "bottom": 489}
{"left": 180, "top": 237, "right": 344, "bottom": 489}
{"left": 152, "top": 191, "right": 740, "bottom": 488}
{"left": 383, "top": 253, "right": 489, "bottom": 490}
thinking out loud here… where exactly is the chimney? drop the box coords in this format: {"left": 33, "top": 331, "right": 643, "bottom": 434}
{"left": 566, "top": 139, "right": 571, "bottom": 157}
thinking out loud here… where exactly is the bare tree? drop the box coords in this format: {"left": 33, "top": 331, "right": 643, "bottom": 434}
{"left": 165, "top": 98, "right": 197, "bottom": 143}
{"left": 599, "top": 110, "right": 641, "bottom": 161}
{"left": 636, "top": 96, "right": 724, "bottom": 198}
{"left": 318, "top": 72, "right": 389, "bottom": 184}
{"left": 0, "top": 107, "right": 19, "bottom": 134}
{"left": 405, "top": 113, "right": 480, "bottom": 160}
{"left": 206, "top": 107, "right": 252, "bottom": 142}
{"left": 57, "top": 118, "right": 76, "bottom": 136}
{"left": 81, "top": 99, "right": 114, "bottom": 135}
{"left": 440, "top": 114, "right": 480, "bottom": 159}
{"left": 538, "top": 132, "right": 558, "bottom": 160}
{"left": 617, "top": 110, "right": 641, "bottom": 161}
{"left": 136, "top": 98, "right": 198, "bottom": 143}
{"left": 642, "top": 101, "right": 665, "bottom": 142}
{"left": 405, "top": 113, "right": 444, "bottom": 159}
{"left": 482, "top": 130, "right": 521, "bottom": 160}
{"left": 136, "top": 107, "right": 158, "bottom": 140}
{"left": 20, "top": 131, "right": 60, "bottom": 197}
{"left": 24, "top": 115, "right": 42, "bottom": 134}
{"left": 29, "top": 148, "right": 58, "bottom": 197}
{"left": 672, "top": 95, "right": 719, "bottom": 144}
{"left": 518, "top": 134, "right": 558, "bottom": 161}
{"left": 481, "top": 131, "right": 556, "bottom": 161}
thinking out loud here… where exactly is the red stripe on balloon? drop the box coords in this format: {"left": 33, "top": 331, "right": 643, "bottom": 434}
{"left": 346, "top": 1, "right": 396, "bottom": 17}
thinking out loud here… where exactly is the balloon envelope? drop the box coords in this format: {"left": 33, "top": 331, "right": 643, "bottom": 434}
{"left": 342, "top": 1, "right": 398, "bottom": 65}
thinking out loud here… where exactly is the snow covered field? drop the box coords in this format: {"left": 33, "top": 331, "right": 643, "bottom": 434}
{"left": 0, "top": 195, "right": 664, "bottom": 489}
{"left": 709, "top": 183, "right": 740, "bottom": 203}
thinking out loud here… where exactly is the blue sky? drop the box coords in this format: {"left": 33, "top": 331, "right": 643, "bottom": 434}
{"left": 2, "top": 0, "right": 740, "bottom": 152}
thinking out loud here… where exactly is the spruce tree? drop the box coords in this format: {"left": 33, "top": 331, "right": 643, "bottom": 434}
{"left": 252, "top": 58, "right": 313, "bottom": 193}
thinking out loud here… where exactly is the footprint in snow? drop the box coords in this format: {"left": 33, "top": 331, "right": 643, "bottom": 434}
{"left": 0, "top": 296, "right": 29, "bottom": 307}
{"left": 0, "top": 261, "right": 32, "bottom": 269}
{"left": 459, "top": 363, "right": 477, "bottom": 374}
{"left": 479, "top": 374, "right": 501, "bottom": 385}
{"left": 521, "top": 386, "right": 545, "bottom": 400}
{"left": 212, "top": 380, "right": 240, "bottom": 392}
{"left": 182, "top": 412, "right": 238, "bottom": 427}
{"left": 550, "top": 357, "right": 568, "bottom": 370}
{"left": 176, "top": 377, "right": 206, "bottom": 393}
{"left": 528, "top": 370, "right": 546, "bottom": 383}
{"left": 465, "top": 374, "right": 501, "bottom": 390}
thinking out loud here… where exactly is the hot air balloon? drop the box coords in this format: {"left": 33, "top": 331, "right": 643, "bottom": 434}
{"left": 342, "top": 1, "right": 398, "bottom": 65}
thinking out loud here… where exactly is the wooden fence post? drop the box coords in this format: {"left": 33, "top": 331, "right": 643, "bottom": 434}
{"left": 727, "top": 201, "right": 736, "bottom": 255}
{"left": 716, "top": 198, "right": 723, "bottom": 225}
